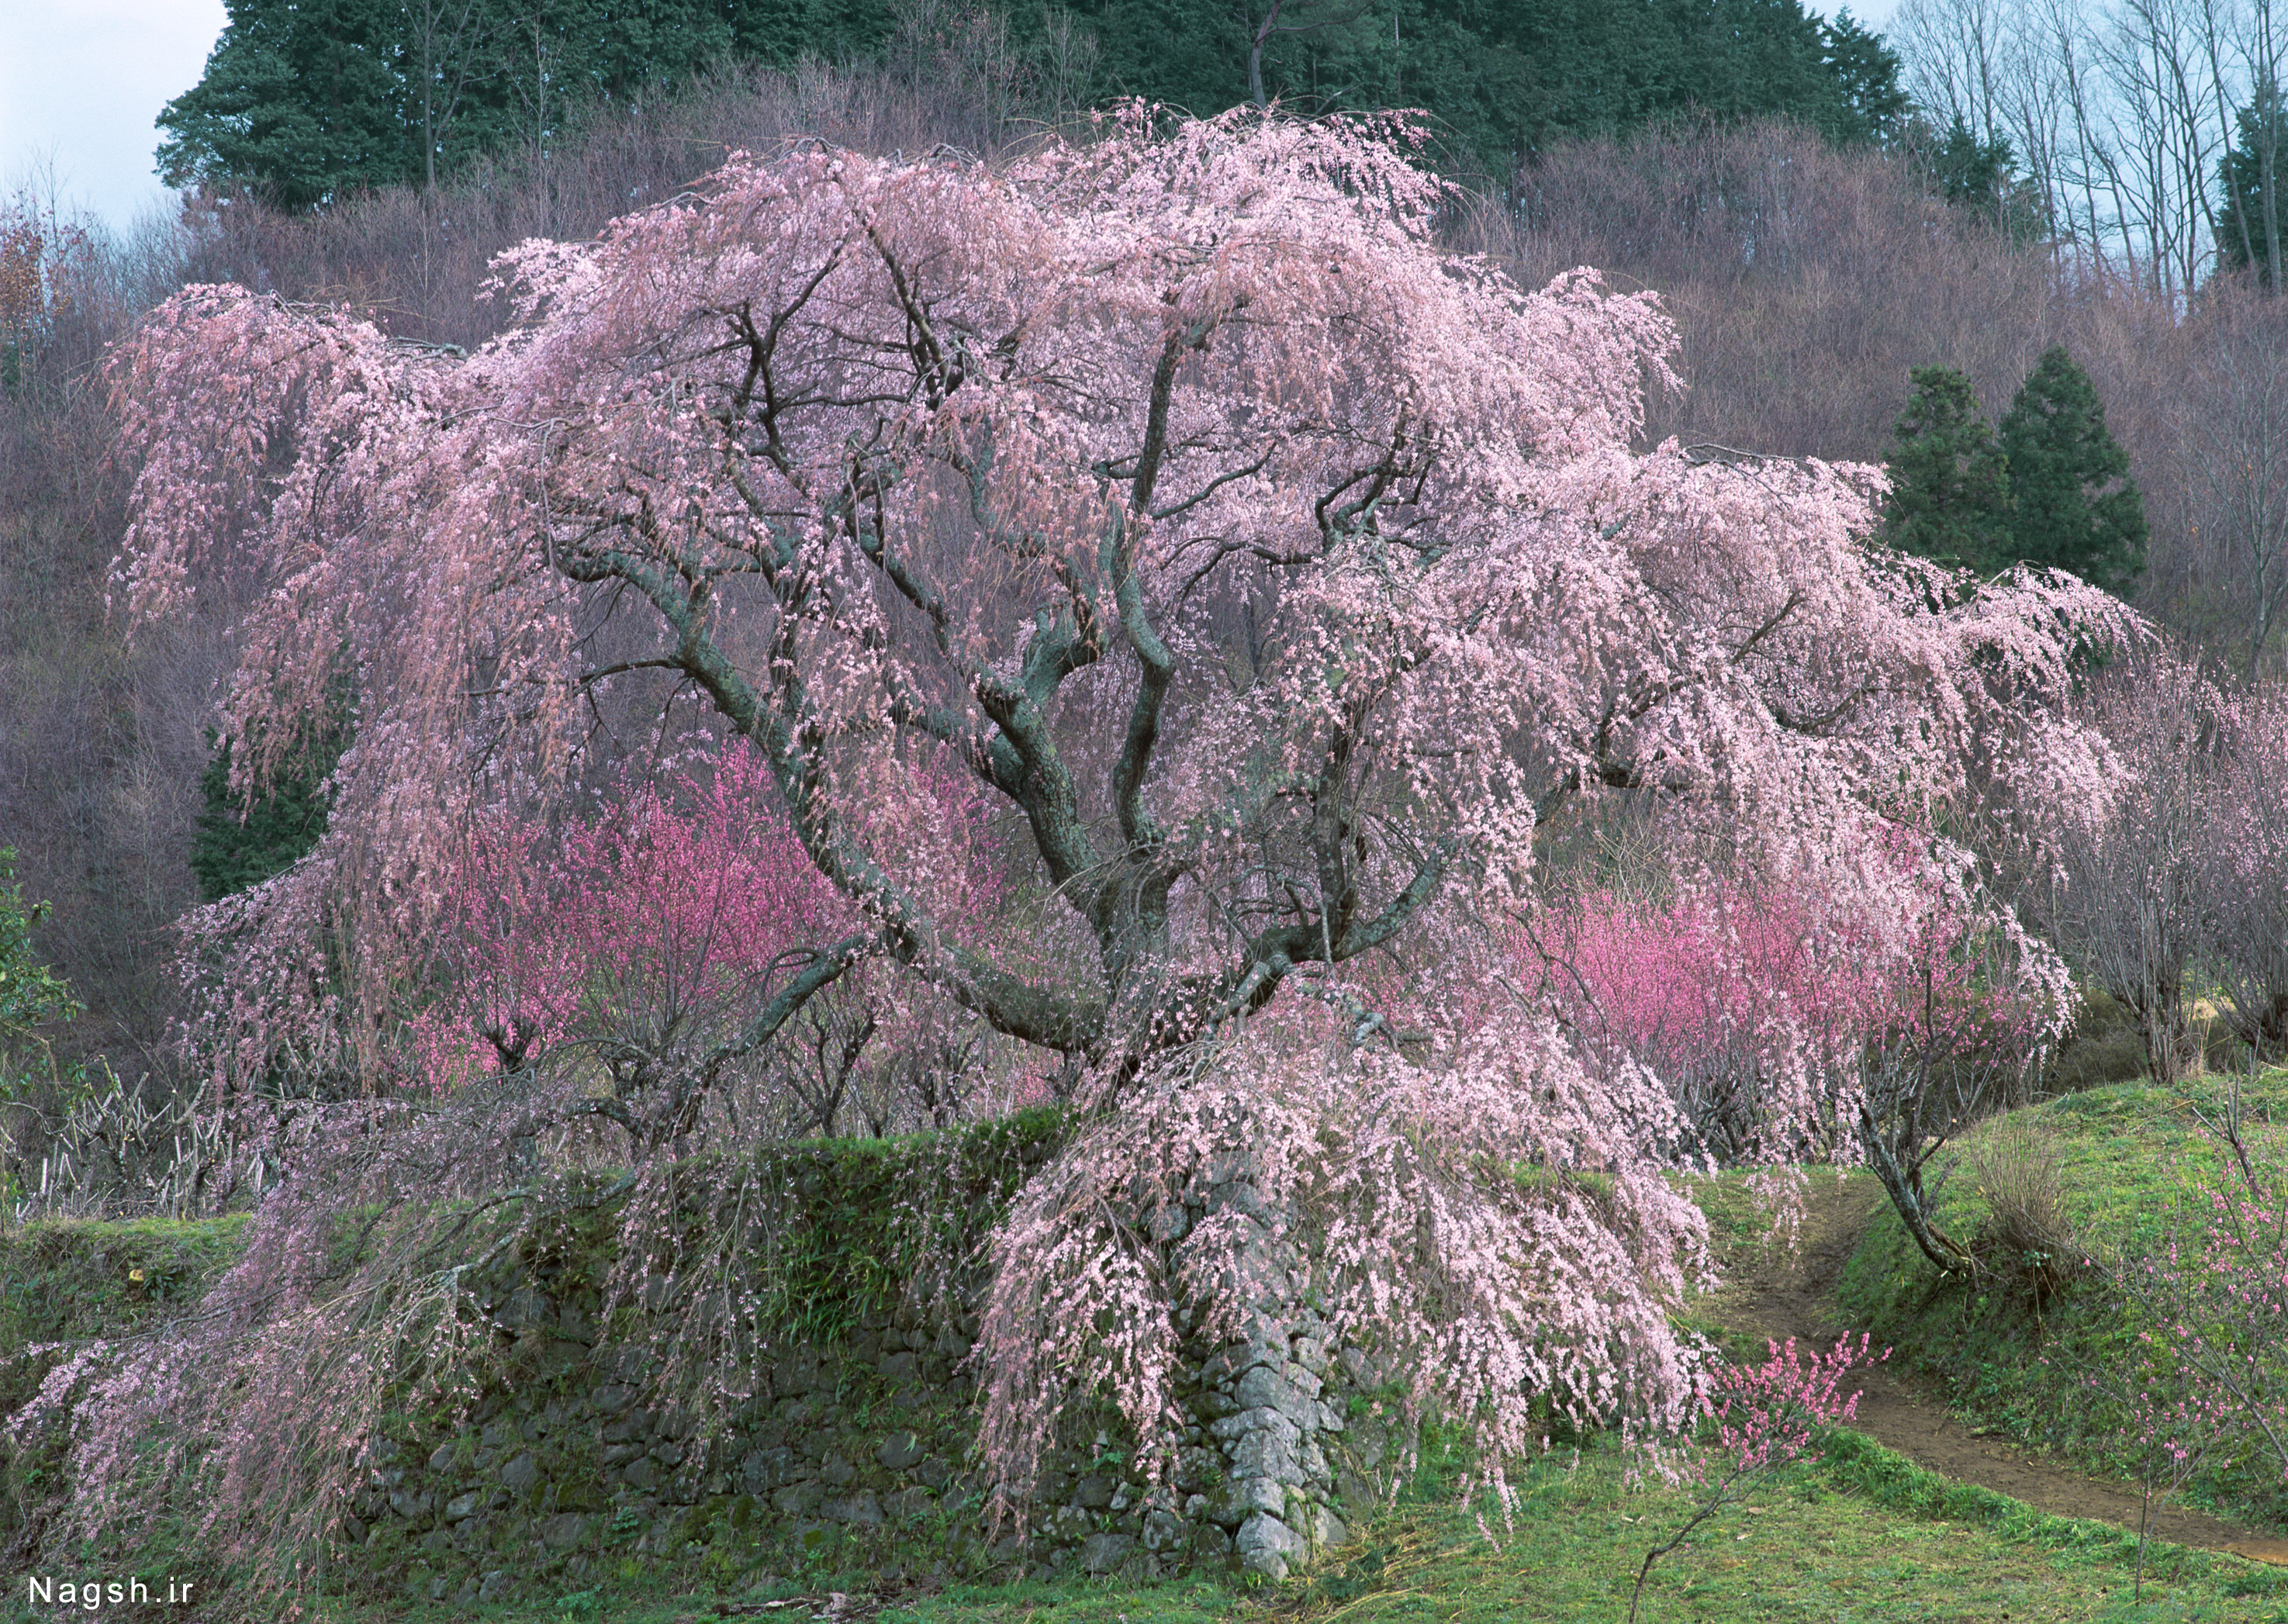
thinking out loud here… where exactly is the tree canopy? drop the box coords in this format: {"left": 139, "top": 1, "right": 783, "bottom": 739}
{"left": 1996, "top": 346, "right": 2148, "bottom": 596}
{"left": 105, "top": 109, "right": 2126, "bottom": 1561}
{"left": 1879, "top": 365, "right": 2011, "bottom": 572}
{"left": 155, "top": 0, "right": 1905, "bottom": 205}
{"left": 1879, "top": 354, "right": 2147, "bottom": 594}
{"left": 157, "top": 0, "right": 747, "bottom": 206}
{"left": 2217, "top": 75, "right": 2286, "bottom": 292}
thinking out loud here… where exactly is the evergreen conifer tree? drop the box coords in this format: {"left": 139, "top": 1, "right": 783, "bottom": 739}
{"left": 1996, "top": 346, "right": 2147, "bottom": 595}
{"left": 2217, "top": 75, "right": 2285, "bottom": 291}
{"left": 1879, "top": 365, "right": 2010, "bottom": 573}
{"left": 189, "top": 726, "right": 347, "bottom": 903}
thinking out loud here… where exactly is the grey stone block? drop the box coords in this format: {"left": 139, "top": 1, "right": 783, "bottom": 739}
{"left": 1229, "top": 1417, "right": 1302, "bottom": 1483}
{"left": 500, "top": 1286, "right": 555, "bottom": 1329}
{"left": 444, "top": 1491, "right": 481, "bottom": 1522}
{"left": 828, "top": 1490, "right": 884, "bottom": 1528}
{"left": 886, "top": 1485, "right": 937, "bottom": 1521}
{"left": 501, "top": 1451, "right": 540, "bottom": 1494}
{"left": 877, "top": 1431, "right": 925, "bottom": 1470}
{"left": 1235, "top": 1511, "right": 1305, "bottom": 1581}
{"left": 1220, "top": 1475, "right": 1284, "bottom": 1522}
{"left": 1080, "top": 1532, "right": 1135, "bottom": 1574}
{"left": 539, "top": 1512, "right": 590, "bottom": 1550}
{"left": 771, "top": 1484, "right": 823, "bottom": 1519}
{"left": 1141, "top": 1508, "right": 1187, "bottom": 1553}
{"left": 478, "top": 1570, "right": 512, "bottom": 1603}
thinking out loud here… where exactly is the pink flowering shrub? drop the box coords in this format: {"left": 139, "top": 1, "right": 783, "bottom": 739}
{"left": 406, "top": 743, "right": 851, "bottom": 1090}
{"left": 2108, "top": 1144, "right": 2288, "bottom": 1493}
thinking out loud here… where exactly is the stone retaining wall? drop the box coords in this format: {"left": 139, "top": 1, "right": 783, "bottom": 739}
{"left": 346, "top": 1173, "right": 1387, "bottom": 1607}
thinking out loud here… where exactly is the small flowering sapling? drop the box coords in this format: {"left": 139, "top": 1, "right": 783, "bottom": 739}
{"left": 1628, "top": 1334, "right": 1885, "bottom": 1624}
{"left": 2097, "top": 1097, "right": 2288, "bottom": 1535}
{"left": 2062, "top": 1348, "right": 2232, "bottom": 1604}
{"left": 1531, "top": 846, "right": 2059, "bottom": 1263}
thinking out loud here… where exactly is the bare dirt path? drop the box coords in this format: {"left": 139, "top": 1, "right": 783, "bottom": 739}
{"left": 1703, "top": 1175, "right": 2288, "bottom": 1567}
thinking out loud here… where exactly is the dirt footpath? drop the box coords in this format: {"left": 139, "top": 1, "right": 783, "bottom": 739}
{"left": 1705, "top": 1176, "right": 2288, "bottom": 1567}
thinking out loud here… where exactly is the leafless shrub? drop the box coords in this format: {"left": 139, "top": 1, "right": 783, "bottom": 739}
{"left": 2191, "top": 677, "right": 2288, "bottom": 1056}
{"left": 2017, "top": 655, "right": 2216, "bottom": 1084}
{"left": 1965, "top": 1113, "right": 2080, "bottom": 1298}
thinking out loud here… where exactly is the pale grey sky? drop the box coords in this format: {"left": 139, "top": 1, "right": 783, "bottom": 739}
{"left": 1, "top": 0, "right": 227, "bottom": 231}
{"left": 1820, "top": 0, "right": 1904, "bottom": 29}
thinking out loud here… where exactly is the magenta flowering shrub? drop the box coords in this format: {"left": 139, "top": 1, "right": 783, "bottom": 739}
{"left": 406, "top": 742, "right": 852, "bottom": 1090}
{"left": 401, "top": 741, "right": 1019, "bottom": 1142}
{"left": 1534, "top": 854, "right": 2059, "bottom": 1170}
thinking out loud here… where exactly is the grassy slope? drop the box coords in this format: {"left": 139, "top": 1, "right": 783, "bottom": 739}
{"left": 0, "top": 1213, "right": 248, "bottom": 1346}
{"left": 11, "top": 1086, "right": 2288, "bottom": 1621}
{"left": 1838, "top": 1065, "right": 2288, "bottom": 1531}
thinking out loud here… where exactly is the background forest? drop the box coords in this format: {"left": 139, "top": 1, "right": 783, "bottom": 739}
{"left": 6, "top": 0, "right": 2288, "bottom": 1608}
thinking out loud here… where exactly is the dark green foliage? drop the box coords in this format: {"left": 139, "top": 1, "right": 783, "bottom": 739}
{"left": 157, "top": 0, "right": 416, "bottom": 209}
{"left": 1879, "top": 365, "right": 2011, "bottom": 573}
{"left": 158, "top": 0, "right": 747, "bottom": 207}
{"left": 0, "top": 1215, "right": 251, "bottom": 1349}
{"left": 1929, "top": 116, "right": 2012, "bottom": 212}
{"left": 1816, "top": 8, "right": 1908, "bottom": 147}
{"left": 1921, "top": 114, "right": 2044, "bottom": 239}
{"left": 157, "top": 0, "right": 1904, "bottom": 206}
{"left": 2217, "top": 76, "right": 2286, "bottom": 291}
{"left": 188, "top": 723, "right": 348, "bottom": 904}
{"left": 634, "top": 1104, "right": 1065, "bottom": 1348}
{"left": 1223, "top": 0, "right": 1906, "bottom": 174}
{"left": 1996, "top": 346, "right": 2147, "bottom": 595}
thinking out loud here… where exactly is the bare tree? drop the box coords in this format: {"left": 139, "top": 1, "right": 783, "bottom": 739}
{"left": 2176, "top": 288, "right": 2288, "bottom": 669}
{"left": 1896, "top": 0, "right": 2286, "bottom": 295}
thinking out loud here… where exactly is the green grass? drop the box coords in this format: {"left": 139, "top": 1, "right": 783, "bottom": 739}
{"left": 256, "top": 1429, "right": 2286, "bottom": 1624}
{"left": 0, "top": 1211, "right": 248, "bottom": 1346}
{"left": 1838, "top": 1063, "right": 2288, "bottom": 1529}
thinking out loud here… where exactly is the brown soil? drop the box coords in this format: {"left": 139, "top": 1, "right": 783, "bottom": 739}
{"left": 1706, "top": 1175, "right": 2288, "bottom": 1567}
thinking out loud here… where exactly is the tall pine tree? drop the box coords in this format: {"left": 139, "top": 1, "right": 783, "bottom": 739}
{"left": 1879, "top": 365, "right": 2010, "bottom": 573}
{"left": 1996, "top": 346, "right": 2147, "bottom": 596}
{"left": 2217, "top": 75, "right": 2285, "bottom": 291}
